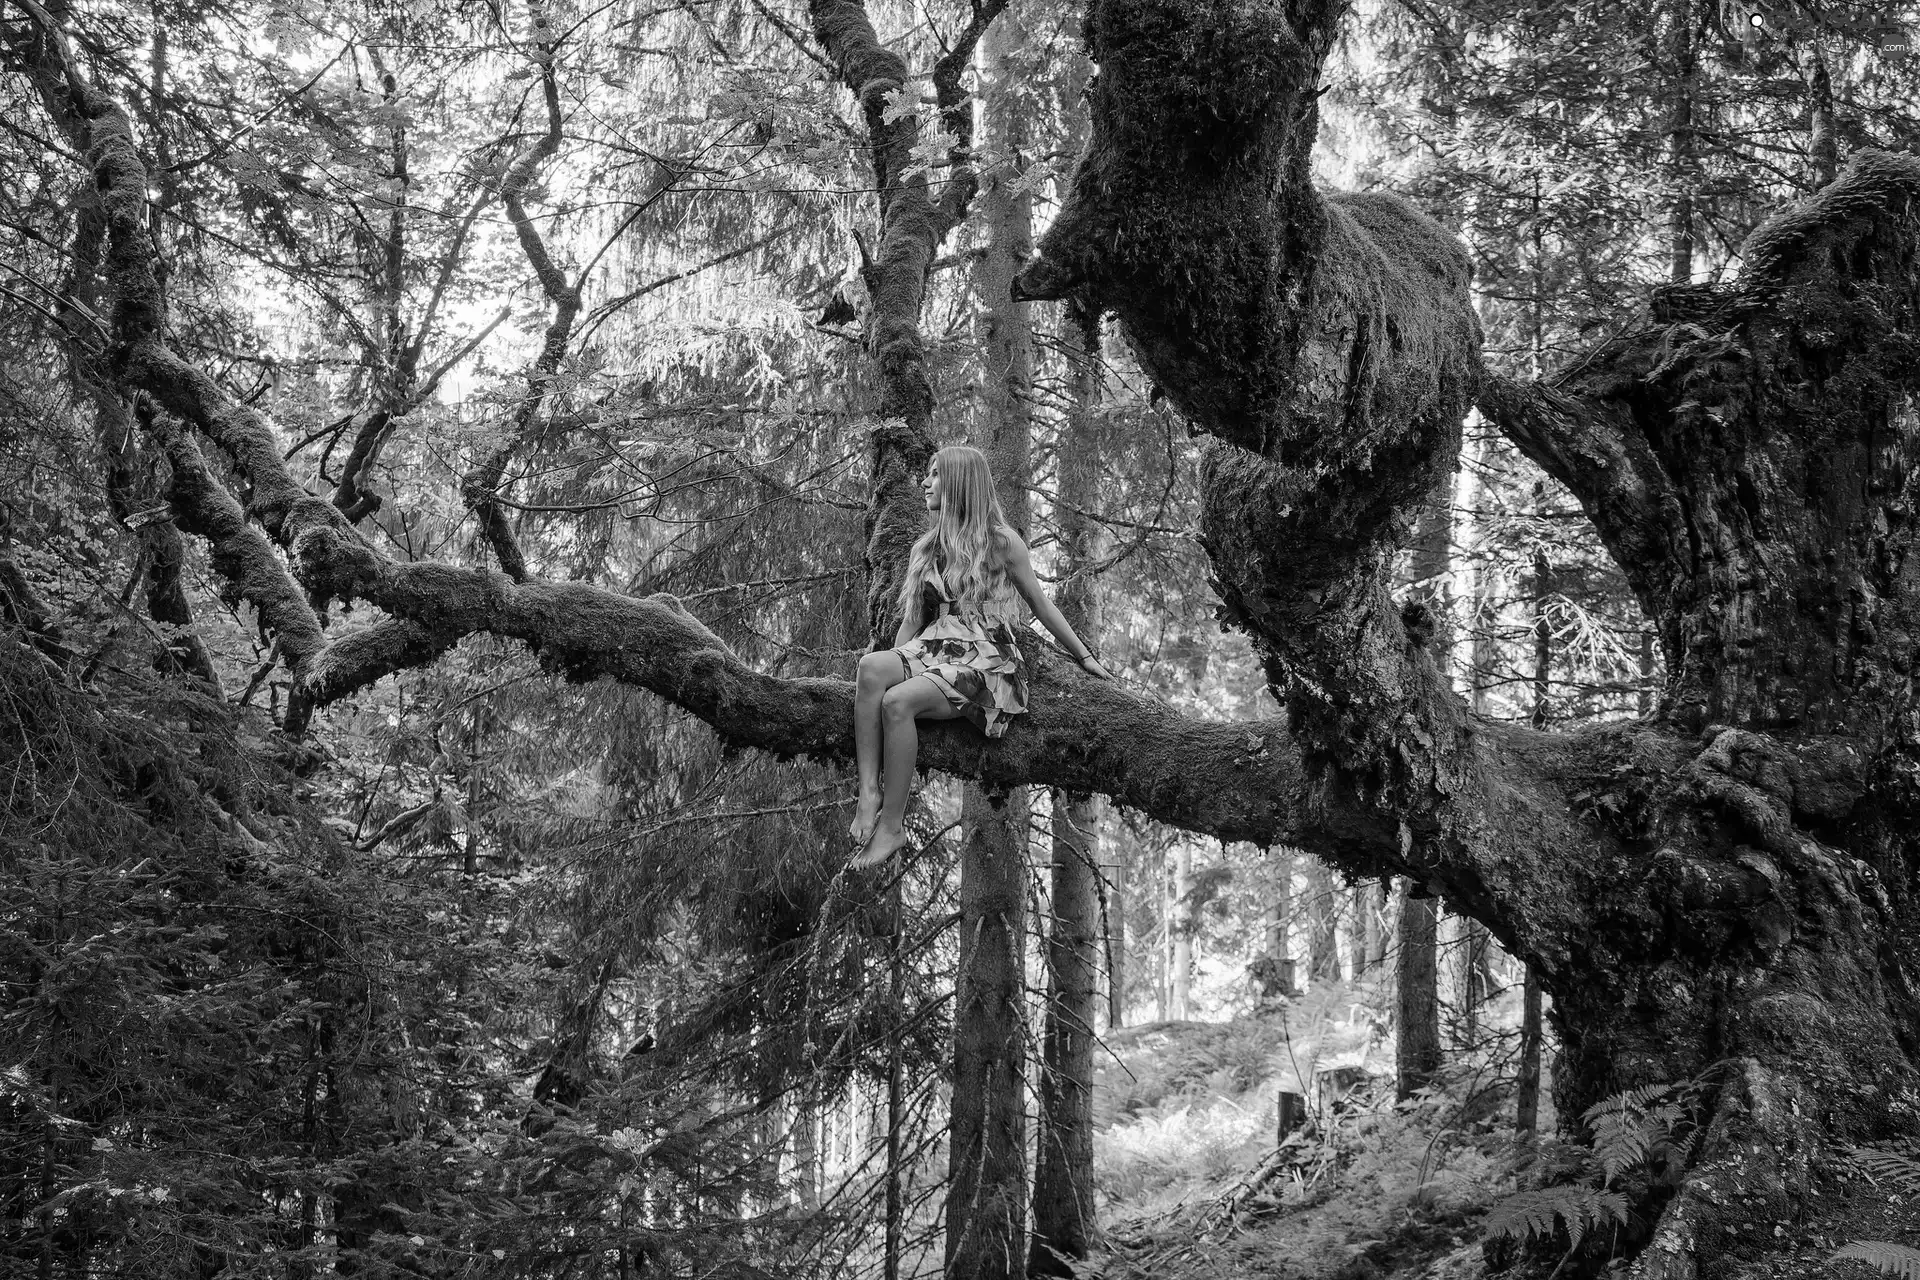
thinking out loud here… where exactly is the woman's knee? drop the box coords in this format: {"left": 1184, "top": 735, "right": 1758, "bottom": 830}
{"left": 880, "top": 682, "right": 927, "bottom": 722}
{"left": 858, "top": 650, "right": 904, "bottom": 689}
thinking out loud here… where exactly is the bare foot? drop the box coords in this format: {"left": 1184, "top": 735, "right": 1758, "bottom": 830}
{"left": 849, "top": 789, "right": 881, "bottom": 844}
{"left": 851, "top": 821, "right": 911, "bottom": 870}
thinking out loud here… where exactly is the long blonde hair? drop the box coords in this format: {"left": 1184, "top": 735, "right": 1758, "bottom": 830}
{"left": 898, "top": 445, "right": 1019, "bottom": 631}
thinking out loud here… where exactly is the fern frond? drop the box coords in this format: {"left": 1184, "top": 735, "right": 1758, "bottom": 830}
{"left": 1588, "top": 1112, "right": 1655, "bottom": 1184}
{"left": 1483, "top": 1186, "right": 1629, "bottom": 1250}
{"left": 1849, "top": 1149, "right": 1920, "bottom": 1193}
{"left": 1566, "top": 1190, "right": 1629, "bottom": 1250}
{"left": 1581, "top": 1081, "right": 1701, "bottom": 1184}
{"left": 1834, "top": 1241, "right": 1920, "bottom": 1279}
{"left": 1579, "top": 1082, "right": 1677, "bottom": 1124}
{"left": 1485, "top": 1189, "right": 1564, "bottom": 1245}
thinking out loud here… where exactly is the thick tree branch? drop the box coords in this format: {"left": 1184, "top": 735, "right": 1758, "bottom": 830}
{"left": 7, "top": 12, "right": 1378, "bottom": 859}
{"left": 1476, "top": 149, "right": 1920, "bottom": 729}
{"left": 1014, "top": 0, "right": 1484, "bottom": 875}
{"left": 930, "top": 0, "right": 1011, "bottom": 231}
{"left": 297, "top": 617, "right": 460, "bottom": 728}
{"left": 60, "top": 194, "right": 223, "bottom": 689}
{"left": 311, "top": 517, "right": 1354, "bottom": 845}
{"left": 151, "top": 413, "right": 331, "bottom": 676}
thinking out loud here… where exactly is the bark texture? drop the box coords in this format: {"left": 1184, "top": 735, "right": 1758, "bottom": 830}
{"left": 1031, "top": 294, "right": 1103, "bottom": 1276}
{"left": 948, "top": 788, "right": 1028, "bottom": 1280}
{"left": 954, "top": 43, "right": 1036, "bottom": 1274}
{"left": 1011, "top": 0, "right": 1920, "bottom": 1268}
{"left": 21, "top": 1, "right": 1920, "bottom": 1268}
{"left": 1031, "top": 791, "right": 1099, "bottom": 1277}
{"left": 1394, "top": 882, "right": 1440, "bottom": 1102}
{"left": 809, "top": 0, "right": 1006, "bottom": 639}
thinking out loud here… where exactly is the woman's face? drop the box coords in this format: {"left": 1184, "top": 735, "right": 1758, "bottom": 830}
{"left": 923, "top": 460, "right": 943, "bottom": 512}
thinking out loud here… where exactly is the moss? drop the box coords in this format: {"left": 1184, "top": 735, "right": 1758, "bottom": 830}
{"left": 1089, "top": 0, "right": 1318, "bottom": 158}
{"left": 1737, "top": 149, "right": 1920, "bottom": 292}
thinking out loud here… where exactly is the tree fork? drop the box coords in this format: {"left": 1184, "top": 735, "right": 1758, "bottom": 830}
{"left": 807, "top": 0, "right": 1007, "bottom": 640}
{"left": 23, "top": 3, "right": 1920, "bottom": 1265}
{"left": 1014, "top": 0, "right": 1920, "bottom": 1267}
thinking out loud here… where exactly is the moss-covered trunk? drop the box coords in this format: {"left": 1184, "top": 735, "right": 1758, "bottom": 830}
{"left": 1016, "top": 0, "right": 1920, "bottom": 1270}
{"left": 19, "top": 0, "right": 1918, "bottom": 1268}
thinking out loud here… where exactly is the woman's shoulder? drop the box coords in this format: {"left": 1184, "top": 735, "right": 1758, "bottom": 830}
{"left": 990, "top": 525, "right": 1036, "bottom": 575}
{"left": 990, "top": 524, "right": 1030, "bottom": 560}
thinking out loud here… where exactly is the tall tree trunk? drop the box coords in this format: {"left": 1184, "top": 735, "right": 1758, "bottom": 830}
{"left": 1153, "top": 891, "right": 1168, "bottom": 1023}
{"left": 1306, "top": 859, "right": 1340, "bottom": 983}
{"left": 949, "top": 789, "right": 1029, "bottom": 1280}
{"left": 1805, "top": 47, "right": 1838, "bottom": 190}
{"left": 1666, "top": 0, "right": 1698, "bottom": 283}
{"left": 1515, "top": 970, "right": 1543, "bottom": 1134}
{"left": 1531, "top": 482, "right": 1552, "bottom": 729}
{"left": 1169, "top": 840, "right": 1194, "bottom": 1018}
{"left": 1032, "top": 793, "right": 1099, "bottom": 1274}
{"left": 1456, "top": 917, "right": 1493, "bottom": 1047}
{"left": 1349, "top": 882, "right": 1370, "bottom": 975}
{"left": 1106, "top": 850, "right": 1126, "bottom": 1030}
{"left": 1395, "top": 480, "right": 1451, "bottom": 1091}
{"left": 954, "top": 16, "right": 1035, "bottom": 1273}
{"left": 1255, "top": 848, "right": 1295, "bottom": 998}
{"left": 1367, "top": 881, "right": 1389, "bottom": 970}
{"left": 1030, "top": 281, "right": 1104, "bottom": 1270}
{"left": 1509, "top": 505, "right": 1555, "bottom": 1128}
{"left": 884, "top": 879, "right": 904, "bottom": 1279}
{"left": 1395, "top": 884, "right": 1441, "bottom": 1101}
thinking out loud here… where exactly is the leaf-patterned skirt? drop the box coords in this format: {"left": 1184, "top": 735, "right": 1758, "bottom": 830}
{"left": 895, "top": 613, "right": 1028, "bottom": 739}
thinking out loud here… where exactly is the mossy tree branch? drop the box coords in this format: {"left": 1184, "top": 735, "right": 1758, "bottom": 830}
{"left": 1012, "top": 0, "right": 1486, "bottom": 870}
{"left": 1012, "top": 0, "right": 1918, "bottom": 1171}
{"left": 1478, "top": 150, "right": 1920, "bottom": 732}
{"left": 3, "top": 3, "right": 1386, "bottom": 862}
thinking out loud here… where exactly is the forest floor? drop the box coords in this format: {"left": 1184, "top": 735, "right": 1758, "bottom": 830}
{"left": 1080, "top": 980, "right": 1920, "bottom": 1279}
{"left": 1085, "top": 977, "right": 1524, "bottom": 1280}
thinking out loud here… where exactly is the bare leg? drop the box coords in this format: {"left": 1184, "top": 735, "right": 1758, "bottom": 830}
{"left": 854, "top": 675, "right": 961, "bottom": 868}
{"left": 852, "top": 651, "right": 908, "bottom": 842}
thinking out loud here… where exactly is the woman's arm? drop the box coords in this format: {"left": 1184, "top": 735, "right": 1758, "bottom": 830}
{"left": 999, "top": 530, "right": 1114, "bottom": 678}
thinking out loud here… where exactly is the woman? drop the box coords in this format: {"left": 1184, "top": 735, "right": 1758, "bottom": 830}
{"left": 849, "top": 445, "right": 1114, "bottom": 868}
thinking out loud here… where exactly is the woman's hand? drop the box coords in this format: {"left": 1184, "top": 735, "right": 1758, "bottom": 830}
{"left": 1078, "top": 654, "right": 1116, "bottom": 681}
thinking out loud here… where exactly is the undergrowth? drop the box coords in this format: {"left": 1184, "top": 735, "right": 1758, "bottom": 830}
{"left": 1089, "top": 1000, "right": 1509, "bottom": 1279}
{"left": 1480, "top": 1077, "right": 1705, "bottom": 1271}
{"left": 1834, "top": 1148, "right": 1920, "bottom": 1278}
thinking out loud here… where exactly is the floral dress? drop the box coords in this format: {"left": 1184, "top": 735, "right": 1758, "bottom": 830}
{"left": 894, "top": 566, "right": 1029, "bottom": 738}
